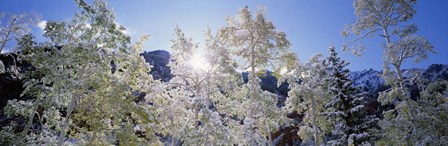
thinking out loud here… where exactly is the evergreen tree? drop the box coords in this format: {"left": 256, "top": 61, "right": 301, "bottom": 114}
{"left": 322, "top": 46, "right": 378, "bottom": 145}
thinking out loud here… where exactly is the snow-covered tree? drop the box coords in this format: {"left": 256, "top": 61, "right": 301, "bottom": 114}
{"left": 284, "top": 54, "right": 330, "bottom": 146}
{"left": 342, "top": 0, "right": 435, "bottom": 144}
{"left": 342, "top": 0, "right": 434, "bottom": 87}
{"left": 411, "top": 80, "right": 448, "bottom": 145}
{"left": 0, "top": 12, "right": 41, "bottom": 78}
{"left": 377, "top": 80, "right": 448, "bottom": 145}
{"left": 154, "top": 26, "right": 235, "bottom": 145}
{"left": 0, "top": 59, "right": 4, "bottom": 73}
{"left": 322, "top": 46, "right": 379, "bottom": 145}
{"left": 0, "top": 11, "right": 41, "bottom": 53}
{"left": 217, "top": 6, "right": 296, "bottom": 145}
{"left": 342, "top": 0, "right": 418, "bottom": 56}
{"left": 1, "top": 0, "right": 160, "bottom": 145}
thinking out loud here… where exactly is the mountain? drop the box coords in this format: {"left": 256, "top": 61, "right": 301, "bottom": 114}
{"left": 350, "top": 68, "right": 385, "bottom": 96}
{"left": 350, "top": 65, "right": 447, "bottom": 97}
{"left": 139, "top": 50, "right": 448, "bottom": 98}
{"left": 140, "top": 50, "right": 172, "bottom": 82}
{"left": 422, "top": 64, "right": 448, "bottom": 81}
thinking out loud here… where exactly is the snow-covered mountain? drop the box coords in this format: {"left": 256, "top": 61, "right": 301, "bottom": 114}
{"left": 349, "top": 65, "right": 447, "bottom": 97}
{"left": 139, "top": 50, "right": 448, "bottom": 100}
{"left": 350, "top": 68, "right": 385, "bottom": 95}
{"left": 422, "top": 64, "right": 448, "bottom": 81}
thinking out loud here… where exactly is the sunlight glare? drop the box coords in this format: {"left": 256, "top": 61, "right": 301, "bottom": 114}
{"left": 190, "top": 54, "right": 210, "bottom": 71}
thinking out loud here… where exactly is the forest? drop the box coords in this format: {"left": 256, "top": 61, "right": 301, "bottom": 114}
{"left": 0, "top": 0, "right": 447, "bottom": 145}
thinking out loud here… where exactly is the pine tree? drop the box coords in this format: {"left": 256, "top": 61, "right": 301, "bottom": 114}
{"left": 322, "top": 46, "right": 378, "bottom": 145}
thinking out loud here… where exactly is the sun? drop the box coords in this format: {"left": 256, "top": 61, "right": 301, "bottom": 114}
{"left": 190, "top": 54, "right": 210, "bottom": 71}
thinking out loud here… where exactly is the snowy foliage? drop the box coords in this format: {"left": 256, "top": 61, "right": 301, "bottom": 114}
{"left": 0, "top": 11, "right": 41, "bottom": 53}
{"left": 0, "top": 0, "right": 446, "bottom": 145}
{"left": 285, "top": 54, "right": 331, "bottom": 145}
{"left": 1, "top": 0, "right": 160, "bottom": 145}
{"left": 155, "top": 26, "right": 238, "bottom": 145}
{"left": 216, "top": 6, "right": 295, "bottom": 145}
{"left": 0, "top": 60, "right": 4, "bottom": 73}
{"left": 342, "top": 0, "right": 418, "bottom": 56}
{"left": 343, "top": 1, "right": 441, "bottom": 144}
{"left": 378, "top": 80, "right": 448, "bottom": 145}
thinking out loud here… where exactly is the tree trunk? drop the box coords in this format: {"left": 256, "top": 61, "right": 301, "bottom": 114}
{"left": 393, "top": 64, "right": 417, "bottom": 130}
{"left": 267, "top": 121, "right": 273, "bottom": 146}
{"left": 0, "top": 18, "right": 16, "bottom": 53}
{"left": 311, "top": 94, "right": 320, "bottom": 146}
{"left": 57, "top": 95, "right": 77, "bottom": 146}
{"left": 171, "top": 137, "right": 176, "bottom": 146}
{"left": 384, "top": 27, "right": 417, "bottom": 140}
{"left": 205, "top": 77, "right": 210, "bottom": 108}
{"left": 20, "top": 102, "right": 38, "bottom": 141}
{"left": 194, "top": 83, "right": 200, "bottom": 122}
{"left": 248, "top": 45, "right": 256, "bottom": 118}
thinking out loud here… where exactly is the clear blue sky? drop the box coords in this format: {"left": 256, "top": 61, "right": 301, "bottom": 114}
{"left": 1, "top": 0, "right": 447, "bottom": 71}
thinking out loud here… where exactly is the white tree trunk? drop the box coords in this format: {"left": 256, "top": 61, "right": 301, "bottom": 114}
{"left": 171, "top": 137, "right": 176, "bottom": 146}
{"left": 0, "top": 18, "right": 15, "bottom": 53}
{"left": 311, "top": 94, "right": 320, "bottom": 146}
{"left": 20, "top": 102, "right": 38, "bottom": 141}
{"left": 384, "top": 27, "right": 417, "bottom": 142}
{"left": 267, "top": 121, "right": 273, "bottom": 146}
{"left": 57, "top": 95, "right": 77, "bottom": 146}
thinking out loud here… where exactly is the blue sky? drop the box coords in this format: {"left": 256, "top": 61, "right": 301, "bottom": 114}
{"left": 1, "top": 0, "right": 447, "bottom": 71}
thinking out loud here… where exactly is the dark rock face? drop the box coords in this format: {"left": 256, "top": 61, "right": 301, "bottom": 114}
{"left": 272, "top": 125, "right": 301, "bottom": 145}
{"left": 0, "top": 53, "right": 31, "bottom": 111}
{"left": 242, "top": 71, "right": 289, "bottom": 106}
{"left": 423, "top": 64, "right": 448, "bottom": 81}
{"left": 140, "top": 50, "right": 172, "bottom": 82}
